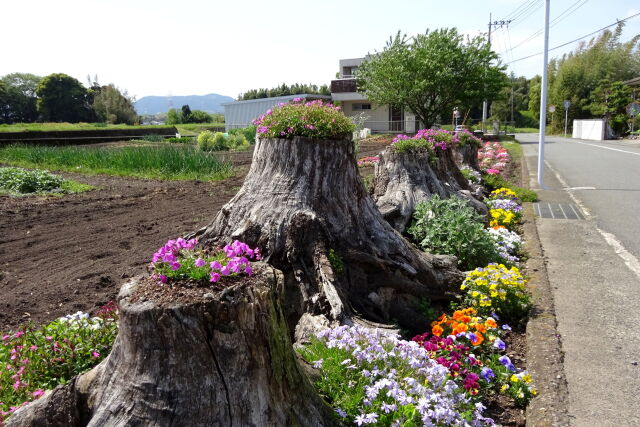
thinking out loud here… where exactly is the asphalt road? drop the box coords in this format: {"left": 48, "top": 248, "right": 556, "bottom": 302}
{"left": 518, "top": 133, "right": 640, "bottom": 426}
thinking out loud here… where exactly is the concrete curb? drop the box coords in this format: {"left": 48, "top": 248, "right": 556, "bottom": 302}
{"left": 518, "top": 145, "right": 571, "bottom": 426}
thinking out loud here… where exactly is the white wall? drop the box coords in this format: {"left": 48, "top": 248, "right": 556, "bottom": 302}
{"left": 572, "top": 119, "right": 605, "bottom": 141}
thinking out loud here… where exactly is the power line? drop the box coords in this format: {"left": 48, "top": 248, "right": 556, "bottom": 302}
{"left": 502, "top": 0, "right": 538, "bottom": 21}
{"left": 508, "top": 0, "right": 591, "bottom": 52}
{"left": 510, "top": 0, "right": 543, "bottom": 28}
{"left": 505, "top": 11, "right": 640, "bottom": 64}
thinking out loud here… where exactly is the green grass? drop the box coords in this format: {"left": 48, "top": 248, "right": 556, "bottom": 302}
{"left": 0, "top": 144, "right": 233, "bottom": 181}
{"left": 0, "top": 122, "right": 177, "bottom": 133}
{"left": 175, "top": 123, "right": 225, "bottom": 136}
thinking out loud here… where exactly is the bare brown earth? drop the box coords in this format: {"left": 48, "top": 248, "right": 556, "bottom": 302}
{"left": 0, "top": 140, "right": 390, "bottom": 331}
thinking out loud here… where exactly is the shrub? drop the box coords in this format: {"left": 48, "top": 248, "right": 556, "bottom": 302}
{"left": 149, "top": 238, "right": 261, "bottom": 284}
{"left": 253, "top": 99, "right": 355, "bottom": 139}
{"left": 0, "top": 303, "right": 118, "bottom": 421}
{"left": 298, "top": 326, "right": 495, "bottom": 425}
{"left": 0, "top": 167, "right": 62, "bottom": 193}
{"left": 226, "top": 133, "right": 250, "bottom": 150}
{"left": 229, "top": 125, "right": 257, "bottom": 144}
{"left": 407, "top": 195, "right": 503, "bottom": 270}
{"left": 460, "top": 264, "right": 531, "bottom": 323}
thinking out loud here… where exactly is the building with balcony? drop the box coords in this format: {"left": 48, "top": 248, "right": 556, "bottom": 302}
{"left": 330, "top": 57, "right": 419, "bottom": 134}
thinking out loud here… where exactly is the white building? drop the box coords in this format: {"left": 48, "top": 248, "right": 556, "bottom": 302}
{"left": 330, "top": 57, "right": 419, "bottom": 133}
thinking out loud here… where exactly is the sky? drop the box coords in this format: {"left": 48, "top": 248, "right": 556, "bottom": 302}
{"left": 2, "top": 0, "right": 639, "bottom": 100}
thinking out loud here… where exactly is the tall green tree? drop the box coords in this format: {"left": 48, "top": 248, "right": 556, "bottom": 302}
{"left": 91, "top": 84, "right": 138, "bottom": 125}
{"left": 0, "top": 73, "right": 42, "bottom": 123}
{"left": 356, "top": 29, "right": 507, "bottom": 128}
{"left": 36, "top": 73, "right": 92, "bottom": 122}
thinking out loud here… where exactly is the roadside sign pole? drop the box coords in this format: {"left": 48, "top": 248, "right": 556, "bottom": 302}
{"left": 564, "top": 100, "right": 571, "bottom": 137}
{"left": 538, "top": 0, "right": 550, "bottom": 190}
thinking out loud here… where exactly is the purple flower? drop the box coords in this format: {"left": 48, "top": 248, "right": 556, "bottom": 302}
{"left": 210, "top": 261, "right": 222, "bottom": 270}
{"left": 335, "top": 408, "right": 347, "bottom": 418}
{"left": 313, "top": 359, "right": 323, "bottom": 369}
{"left": 195, "top": 258, "right": 205, "bottom": 267}
{"left": 169, "top": 262, "right": 181, "bottom": 271}
{"left": 480, "top": 367, "right": 495, "bottom": 381}
{"left": 493, "top": 338, "right": 506, "bottom": 351}
{"left": 502, "top": 324, "right": 512, "bottom": 331}
{"left": 209, "top": 272, "right": 220, "bottom": 282}
{"left": 499, "top": 355, "right": 516, "bottom": 372}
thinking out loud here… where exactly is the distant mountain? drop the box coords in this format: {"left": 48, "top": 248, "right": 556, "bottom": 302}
{"left": 135, "top": 93, "right": 235, "bottom": 115}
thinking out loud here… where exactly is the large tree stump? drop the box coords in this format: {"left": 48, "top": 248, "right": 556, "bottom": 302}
{"left": 188, "top": 136, "right": 463, "bottom": 337}
{"left": 372, "top": 147, "right": 488, "bottom": 233}
{"left": 7, "top": 265, "right": 337, "bottom": 427}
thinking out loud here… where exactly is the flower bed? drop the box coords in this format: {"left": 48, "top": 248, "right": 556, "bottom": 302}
{"left": 357, "top": 156, "right": 380, "bottom": 167}
{"left": 253, "top": 98, "right": 355, "bottom": 139}
{"left": 0, "top": 303, "right": 118, "bottom": 423}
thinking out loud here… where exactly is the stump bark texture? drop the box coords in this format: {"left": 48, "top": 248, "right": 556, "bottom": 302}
{"left": 8, "top": 266, "right": 336, "bottom": 427}
{"left": 372, "top": 147, "right": 488, "bottom": 233}
{"left": 188, "top": 136, "right": 463, "bottom": 337}
{"left": 454, "top": 143, "right": 481, "bottom": 171}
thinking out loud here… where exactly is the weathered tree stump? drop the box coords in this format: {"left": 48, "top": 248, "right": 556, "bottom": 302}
{"left": 188, "top": 136, "right": 463, "bottom": 338}
{"left": 7, "top": 265, "right": 337, "bottom": 427}
{"left": 372, "top": 147, "right": 488, "bottom": 233}
{"left": 454, "top": 143, "right": 481, "bottom": 171}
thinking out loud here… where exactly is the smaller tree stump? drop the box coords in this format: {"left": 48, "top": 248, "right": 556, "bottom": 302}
{"left": 372, "top": 147, "right": 488, "bottom": 233}
{"left": 7, "top": 265, "right": 337, "bottom": 427}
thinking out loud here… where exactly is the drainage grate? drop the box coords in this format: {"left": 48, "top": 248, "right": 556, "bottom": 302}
{"left": 534, "top": 203, "right": 584, "bottom": 220}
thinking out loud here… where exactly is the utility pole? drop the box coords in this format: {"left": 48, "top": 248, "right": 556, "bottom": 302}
{"left": 538, "top": 0, "right": 550, "bottom": 189}
{"left": 483, "top": 14, "right": 513, "bottom": 132}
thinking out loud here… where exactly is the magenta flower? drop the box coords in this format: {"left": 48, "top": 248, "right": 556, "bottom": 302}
{"left": 210, "top": 272, "right": 220, "bottom": 282}
{"left": 32, "top": 389, "right": 45, "bottom": 397}
{"left": 92, "top": 351, "right": 100, "bottom": 358}
{"left": 195, "top": 258, "right": 206, "bottom": 267}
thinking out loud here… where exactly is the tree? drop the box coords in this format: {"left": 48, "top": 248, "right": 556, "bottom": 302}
{"left": 91, "top": 84, "right": 138, "bottom": 125}
{"left": 356, "top": 29, "right": 507, "bottom": 128}
{"left": 36, "top": 73, "right": 92, "bottom": 122}
{"left": 181, "top": 104, "right": 192, "bottom": 122}
{"left": 0, "top": 73, "right": 41, "bottom": 123}
{"left": 187, "top": 109, "right": 213, "bottom": 123}
{"left": 166, "top": 108, "right": 182, "bottom": 124}
{"left": 588, "top": 79, "right": 633, "bottom": 135}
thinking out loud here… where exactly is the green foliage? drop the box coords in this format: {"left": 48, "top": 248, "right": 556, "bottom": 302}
{"left": 141, "top": 134, "right": 165, "bottom": 142}
{"left": 166, "top": 108, "right": 182, "bottom": 125}
{"left": 36, "top": 73, "right": 92, "bottom": 122}
{"left": 541, "top": 24, "right": 640, "bottom": 133}
{"left": 328, "top": 249, "right": 344, "bottom": 275}
{"left": 238, "top": 83, "right": 330, "bottom": 100}
{"left": 0, "top": 305, "right": 118, "bottom": 419}
{"left": 0, "top": 123, "right": 175, "bottom": 132}
{"left": 167, "top": 136, "right": 195, "bottom": 144}
{"left": 0, "top": 144, "right": 233, "bottom": 181}
{"left": 0, "top": 167, "right": 62, "bottom": 193}
{"left": 357, "top": 29, "right": 507, "bottom": 129}
{"left": 407, "top": 195, "right": 503, "bottom": 270}
{"left": 197, "top": 131, "right": 249, "bottom": 152}
{"left": 187, "top": 110, "right": 213, "bottom": 123}
{"left": 0, "top": 73, "right": 41, "bottom": 124}
{"left": 91, "top": 84, "right": 138, "bottom": 125}
{"left": 228, "top": 125, "right": 257, "bottom": 143}
{"left": 483, "top": 173, "right": 538, "bottom": 202}
{"left": 588, "top": 80, "right": 633, "bottom": 135}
